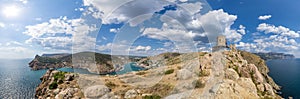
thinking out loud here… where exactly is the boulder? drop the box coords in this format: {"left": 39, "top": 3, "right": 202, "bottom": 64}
{"left": 225, "top": 68, "right": 239, "bottom": 80}
{"left": 237, "top": 78, "right": 257, "bottom": 94}
{"left": 124, "top": 89, "right": 138, "bottom": 99}
{"left": 264, "top": 83, "right": 275, "bottom": 96}
{"left": 101, "top": 93, "right": 120, "bottom": 99}
{"left": 176, "top": 69, "right": 193, "bottom": 80}
{"left": 64, "top": 74, "right": 74, "bottom": 81}
{"left": 84, "top": 85, "right": 110, "bottom": 98}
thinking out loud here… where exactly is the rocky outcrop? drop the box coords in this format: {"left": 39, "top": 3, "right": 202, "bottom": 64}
{"left": 35, "top": 70, "right": 84, "bottom": 99}
{"left": 36, "top": 50, "right": 282, "bottom": 99}
{"left": 29, "top": 55, "right": 67, "bottom": 70}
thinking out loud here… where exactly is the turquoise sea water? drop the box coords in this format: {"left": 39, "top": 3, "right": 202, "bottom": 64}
{"left": 0, "top": 60, "right": 144, "bottom": 98}
{"left": 266, "top": 59, "right": 300, "bottom": 98}
{"left": 109, "top": 63, "right": 145, "bottom": 75}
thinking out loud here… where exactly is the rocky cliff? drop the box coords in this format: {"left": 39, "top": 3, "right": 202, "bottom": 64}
{"left": 29, "top": 52, "right": 144, "bottom": 74}
{"left": 36, "top": 69, "right": 84, "bottom": 99}
{"left": 36, "top": 50, "right": 282, "bottom": 99}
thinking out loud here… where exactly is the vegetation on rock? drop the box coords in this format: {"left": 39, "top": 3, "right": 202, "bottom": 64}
{"left": 143, "top": 95, "right": 161, "bottom": 99}
{"left": 164, "top": 69, "right": 174, "bottom": 75}
{"left": 49, "top": 82, "right": 58, "bottom": 89}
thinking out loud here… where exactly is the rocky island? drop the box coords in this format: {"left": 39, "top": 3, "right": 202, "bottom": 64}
{"left": 34, "top": 36, "right": 282, "bottom": 99}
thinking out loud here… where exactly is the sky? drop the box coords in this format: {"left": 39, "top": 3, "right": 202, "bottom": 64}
{"left": 0, "top": 0, "right": 299, "bottom": 59}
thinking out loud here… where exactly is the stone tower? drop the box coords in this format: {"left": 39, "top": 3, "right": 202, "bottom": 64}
{"left": 217, "top": 35, "right": 226, "bottom": 46}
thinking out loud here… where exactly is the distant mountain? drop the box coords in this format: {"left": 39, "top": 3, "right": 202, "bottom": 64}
{"left": 41, "top": 53, "right": 70, "bottom": 58}
{"left": 253, "top": 52, "right": 295, "bottom": 60}
{"left": 29, "top": 52, "right": 145, "bottom": 74}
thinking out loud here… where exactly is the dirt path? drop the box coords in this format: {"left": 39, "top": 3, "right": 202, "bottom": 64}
{"left": 200, "top": 52, "right": 225, "bottom": 98}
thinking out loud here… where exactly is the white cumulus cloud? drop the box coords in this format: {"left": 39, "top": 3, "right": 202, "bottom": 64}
{"left": 257, "top": 23, "right": 300, "bottom": 38}
{"left": 23, "top": 16, "right": 98, "bottom": 51}
{"left": 258, "top": 15, "right": 272, "bottom": 20}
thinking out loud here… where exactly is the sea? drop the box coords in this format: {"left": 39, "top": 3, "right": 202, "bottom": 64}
{"left": 0, "top": 58, "right": 298, "bottom": 98}
{"left": 266, "top": 59, "right": 300, "bottom": 99}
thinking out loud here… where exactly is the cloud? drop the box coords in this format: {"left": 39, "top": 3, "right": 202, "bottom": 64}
{"left": 0, "top": 41, "right": 35, "bottom": 59}
{"left": 35, "top": 18, "right": 42, "bottom": 21}
{"left": 187, "top": 9, "right": 245, "bottom": 43}
{"left": 237, "top": 23, "right": 300, "bottom": 56}
{"left": 0, "top": 22, "right": 5, "bottom": 28}
{"left": 23, "top": 16, "right": 98, "bottom": 51}
{"left": 19, "top": 0, "right": 28, "bottom": 4}
{"left": 237, "top": 25, "right": 246, "bottom": 35}
{"left": 83, "top": 1, "right": 246, "bottom": 55}
{"left": 0, "top": 46, "right": 35, "bottom": 59}
{"left": 109, "top": 28, "right": 119, "bottom": 33}
{"left": 83, "top": 0, "right": 169, "bottom": 24}
{"left": 178, "top": 2, "right": 202, "bottom": 15}
{"left": 179, "top": 0, "right": 188, "bottom": 2}
{"left": 257, "top": 23, "right": 300, "bottom": 38}
{"left": 258, "top": 15, "right": 272, "bottom": 20}
{"left": 142, "top": 23, "right": 200, "bottom": 52}
{"left": 134, "top": 45, "right": 151, "bottom": 51}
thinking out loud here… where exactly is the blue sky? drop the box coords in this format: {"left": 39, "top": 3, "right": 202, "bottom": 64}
{"left": 0, "top": 0, "right": 299, "bottom": 59}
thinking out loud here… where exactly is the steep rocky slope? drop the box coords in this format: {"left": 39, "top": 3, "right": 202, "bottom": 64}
{"left": 36, "top": 50, "right": 281, "bottom": 99}
{"left": 36, "top": 69, "right": 84, "bottom": 99}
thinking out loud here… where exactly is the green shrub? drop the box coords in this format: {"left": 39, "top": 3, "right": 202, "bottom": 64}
{"left": 194, "top": 80, "right": 205, "bottom": 88}
{"left": 136, "top": 71, "right": 146, "bottom": 75}
{"left": 53, "top": 72, "right": 66, "bottom": 81}
{"left": 164, "top": 69, "right": 174, "bottom": 75}
{"left": 143, "top": 95, "right": 161, "bottom": 99}
{"left": 105, "top": 81, "right": 117, "bottom": 88}
{"left": 199, "top": 52, "right": 207, "bottom": 56}
{"left": 238, "top": 60, "right": 243, "bottom": 63}
{"left": 198, "top": 70, "right": 210, "bottom": 77}
{"left": 49, "top": 82, "right": 58, "bottom": 89}
{"left": 58, "top": 80, "right": 64, "bottom": 84}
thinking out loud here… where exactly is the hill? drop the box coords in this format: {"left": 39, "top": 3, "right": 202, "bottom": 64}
{"left": 35, "top": 50, "right": 282, "bottom": 99}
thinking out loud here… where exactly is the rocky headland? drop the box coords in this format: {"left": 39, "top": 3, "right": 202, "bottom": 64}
{"left": 29, "top": 52, "right": 145, "bottom": 74}
{"left": 254, "top": 52, "right": 295, "bottom": 60}
{"left": 35, "top": 50, "right": 282, "bottom": 99}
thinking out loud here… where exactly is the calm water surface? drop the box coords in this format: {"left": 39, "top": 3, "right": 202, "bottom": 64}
{"left": 266, "top": 59, "right": 300, "bottom": 99}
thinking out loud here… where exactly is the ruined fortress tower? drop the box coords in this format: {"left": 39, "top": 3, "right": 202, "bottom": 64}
{"left": 217, "top": 35, "right": 226, "bottom": 47}
{"left": 213, "top": 35, "right": 229, "bottom": 52}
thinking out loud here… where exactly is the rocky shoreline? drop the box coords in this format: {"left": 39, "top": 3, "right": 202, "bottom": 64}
{"left": 35, "top": 50, "right": 282, "bottom": 99}
{"left": 28, "top": 52, "right": 146, "bottom": 74}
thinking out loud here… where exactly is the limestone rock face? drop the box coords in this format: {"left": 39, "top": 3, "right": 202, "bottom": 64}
{"left": 225, "top": 68, "right": 239, "bottom": 80}
{"left": 237, "top": 78, "right": 257, "bottom": 94}
{"left": 215, "top": 79, "right": 259, "bottom": 99}
{"left": 176, "top": 69, "right": 193, "bottom": 80}
{"left": 84, "top": 85, "right": 110, "bottom": 98}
